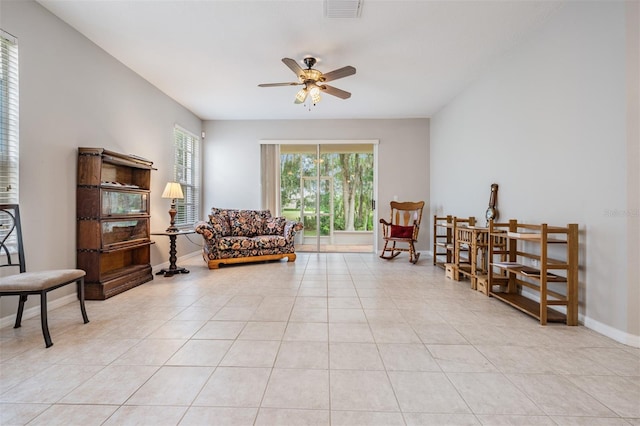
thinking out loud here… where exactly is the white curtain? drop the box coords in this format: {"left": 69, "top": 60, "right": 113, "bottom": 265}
{"left": 260, "top": 143, "right": 281, "bottom": 216}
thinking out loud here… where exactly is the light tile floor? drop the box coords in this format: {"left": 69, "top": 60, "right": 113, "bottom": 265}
{"left": 1, "top": 253, "right": 639, "bottom": 425}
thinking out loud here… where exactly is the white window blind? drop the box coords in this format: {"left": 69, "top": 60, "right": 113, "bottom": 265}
{"left": 173, "top": 126, "right": 200, "bottom": 227}
{"left": 0, "top": 30, "right": 19, "bottom": 205}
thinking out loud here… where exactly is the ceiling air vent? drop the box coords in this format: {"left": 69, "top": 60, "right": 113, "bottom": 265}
{"left": 324, "top": 0, "right": 363, "bottom": 18}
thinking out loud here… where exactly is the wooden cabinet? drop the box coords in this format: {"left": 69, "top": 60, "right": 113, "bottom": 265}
{"left": 77, "top": 148, "right": 154, "bottom": 300}
{"left": 488, "top": 220, "right": 579, "bottom": 325}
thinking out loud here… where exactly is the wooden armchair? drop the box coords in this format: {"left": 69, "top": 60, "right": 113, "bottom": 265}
{"left": 0, "top": 204, "right": 89, "bottom": 347}
{"left": 379, "top": 201, "right": 425, "bottom": 264}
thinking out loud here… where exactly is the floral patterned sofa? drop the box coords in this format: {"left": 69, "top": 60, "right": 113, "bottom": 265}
{"left": 195, "top": 207, "right": 303, "bottom": 269}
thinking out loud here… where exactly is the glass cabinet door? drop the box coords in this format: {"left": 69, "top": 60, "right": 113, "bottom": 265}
{"left": 101, "top": 190, "right": 148, "bottom": 216}
{"left": 101, "top": 218, "right": 149, "bottom": 248}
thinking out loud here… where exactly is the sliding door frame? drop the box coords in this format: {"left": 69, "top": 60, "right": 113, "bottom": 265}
{"left": 260, "top": 139, "right": 379, "bottom": 253}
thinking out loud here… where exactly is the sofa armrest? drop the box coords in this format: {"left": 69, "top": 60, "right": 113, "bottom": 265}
{"left": 195, "top": 220, "right": 223, "bottom": 260}
{"left": 195, "top": 221, "right": 217, "bottom": 239}
{"left": 284, "top": 220, "right": 304, "bottom": 241}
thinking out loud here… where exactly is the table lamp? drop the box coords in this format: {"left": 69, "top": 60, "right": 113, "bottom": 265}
{"left": 161, "top": 182, "right": 184, "bottom": 232}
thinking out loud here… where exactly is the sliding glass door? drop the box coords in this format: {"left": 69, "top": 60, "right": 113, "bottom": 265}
{"left": 279, "top": 142, "right": 376, "bottom": 253}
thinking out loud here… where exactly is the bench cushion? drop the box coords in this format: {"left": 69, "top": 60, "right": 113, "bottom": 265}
{"left": 0, "top": 269, "right": 85, "bottom": 292}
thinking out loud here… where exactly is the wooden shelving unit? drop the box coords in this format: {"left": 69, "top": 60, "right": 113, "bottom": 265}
{"left": 77, "top": 148, "right": 154, "bottom": 300}
{"left": 433, "top": 215, "right": 475, "bottom": 270}
{"left": 474, "top": 230, "right": 509, "bottom": 295}
{"left": 488, "top": 219, "right": 579, "bottom": 325}
{"left": 433, "top": 215, "right": 453, "bottom": 269}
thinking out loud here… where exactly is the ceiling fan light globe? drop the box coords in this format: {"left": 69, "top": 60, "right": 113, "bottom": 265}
{"left": 310, "top": 87, "right": 321, "bottom": 104}
{"left": 295, "top": 88, "right": 308, "bottom": 104}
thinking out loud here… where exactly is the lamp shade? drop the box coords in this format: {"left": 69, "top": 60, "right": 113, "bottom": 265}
{"left": 161, "top": 182, "right": 184, "bottom": 199}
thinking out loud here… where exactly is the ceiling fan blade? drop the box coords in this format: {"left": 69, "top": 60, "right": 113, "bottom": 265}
{"left": 282, "top": 58, "right": 305, "bottom": 78}
{"left": 320, "top": 84, "right": 351, "bottom": 99}
{"left": 320, "top": 66, "right": 356, "bottom": 83}
{"left": 258, "top": 82, "right": 301, "bottom": 87}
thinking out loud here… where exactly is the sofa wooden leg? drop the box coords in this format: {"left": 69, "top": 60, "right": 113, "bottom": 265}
{"left": 207, "top": 254, "right": 298, "bottom": 269}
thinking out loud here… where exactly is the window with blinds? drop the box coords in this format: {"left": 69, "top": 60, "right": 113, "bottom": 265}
{"left": 173, "top": 126, "right": 200, "bottom": 227}
{"left": 1, "top": 30, "right": 19, "bottom": 205}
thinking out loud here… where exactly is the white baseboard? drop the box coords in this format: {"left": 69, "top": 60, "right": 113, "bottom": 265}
{"left": 582, "top": 316, "right": 640, "bottom": 348}
{"left": 517, "top": 288, "right": 640, "bottom": 348}
{"left": 151, "top": 250, "right": 201, "bottom": 275}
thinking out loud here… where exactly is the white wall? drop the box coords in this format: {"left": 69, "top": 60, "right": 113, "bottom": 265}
{"left": 203, "top": 119, "right": 430, "bottom": 250}
{"left": 0, "top": 0, "right": 202, "bottom": 321}
{"left": 430, "top": 1, "right": 639, "bottom": 345}
{"left": 624, "top": 0, "right": 640, "bottom": 351}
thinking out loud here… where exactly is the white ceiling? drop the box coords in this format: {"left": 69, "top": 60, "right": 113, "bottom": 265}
{"left": 37, "top": 0, "right": 563, "bottom": 121}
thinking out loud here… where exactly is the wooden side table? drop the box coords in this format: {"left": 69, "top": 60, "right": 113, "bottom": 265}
{"left": 151, "top": 230, "right": 195, "bottom": 277}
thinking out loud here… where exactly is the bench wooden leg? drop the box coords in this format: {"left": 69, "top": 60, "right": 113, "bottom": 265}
{"left": 40, "top": 291, "right": 53, "bottom": 348}
{"left": 78, "top": 278, "right": 89, "bottom": 324}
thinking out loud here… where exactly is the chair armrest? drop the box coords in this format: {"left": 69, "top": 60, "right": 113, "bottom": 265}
{"left": 379, "top": 218, "right": 391, "bottom": 238}
{"left": 412, "top": 221, "right": 420, "bottom": 239}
